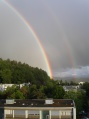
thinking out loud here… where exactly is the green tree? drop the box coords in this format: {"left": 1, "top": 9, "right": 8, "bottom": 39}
{"left": 29, "top": 85, "right": 38, "bottom": 99}
{"left": 1, "top": 69, "right": 12, "bottom": 83}
{"left": 10, "top": 90, "right": 24, "bottom": 99}
{"left": 53, "top": 85, "right": 65, "bottom": 99}
{"left": 64, "top": 90, "right": 87, "bottom": 115}
{"left": 44, "top": 80, "right": 54, "bottom": 98}
{"left": 20, "top": 86, "right": 29, "bottom": 99}
{"left": 82, "top": 82, "right": 89, "bottom": 98}
{"left": 3, "top": 85, "right": 17, "bottom": 99}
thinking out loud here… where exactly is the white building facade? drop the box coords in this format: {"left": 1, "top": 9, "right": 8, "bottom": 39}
{"left": 0, "top": 99, "right": 76, "bottom": 119}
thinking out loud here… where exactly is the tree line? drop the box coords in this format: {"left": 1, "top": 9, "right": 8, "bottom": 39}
{"left": 0, "top": 58, "right": 51, "bottom": 84}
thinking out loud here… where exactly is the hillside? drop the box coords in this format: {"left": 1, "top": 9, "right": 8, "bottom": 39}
{"left": 0, "top": 58, "right": 51, "bottom": 85}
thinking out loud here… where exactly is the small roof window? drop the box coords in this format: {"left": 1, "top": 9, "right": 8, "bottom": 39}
{"left": 6, "top": 99, "right": 14, "bottom": 104}
{"left": 45, "top": 99, "right": 53, "bottom": 104}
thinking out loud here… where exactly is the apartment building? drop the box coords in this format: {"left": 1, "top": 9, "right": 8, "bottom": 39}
{"left": 0, "top": 99, "right": 76, "bottom": 119}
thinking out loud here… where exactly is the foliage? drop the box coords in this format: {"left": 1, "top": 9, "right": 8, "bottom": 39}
{"left": 20, "top": 86, "right": 29, "bottom": 99}
{"left": 44, "top": 80, "right": 65, "bottom": 99}
{"left": 58, "top": 80, "right": 78, "bottom": 86}
{"left": 64, "top": 90, "right": 87, "bottom": 115}
{"left": 0, "top": 58, "right": 51, "bottom": 85}
{"left": 81, "top": 82, "right": 89, "bottom": 98}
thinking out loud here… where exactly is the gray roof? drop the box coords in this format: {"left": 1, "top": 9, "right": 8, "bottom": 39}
{"left": 0, "top": 99, "right": 75, "bottom": 107}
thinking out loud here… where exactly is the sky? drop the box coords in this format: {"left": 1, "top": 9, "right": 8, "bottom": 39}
{"left": 0, "top": 0, "right": 89, "bottom": 78}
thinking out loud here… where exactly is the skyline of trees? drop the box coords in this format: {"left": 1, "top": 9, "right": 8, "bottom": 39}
{"left": 0, "top": 58, "right": 51, "bottom": 84}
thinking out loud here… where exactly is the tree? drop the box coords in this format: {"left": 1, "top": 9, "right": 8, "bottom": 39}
{"left": 10, "top": 90, "right": 24, "bottom": 99}
{"left": 28, "top": 85, "right": 38, "bottom": 99}
{"left": 64, "top": 90, "right": 87, "bottom": 115}
{"left": 82, "top": 82, "right": 89, "bottom": 98}
{"left": 44, "top": 80, "right": 54, "bottom": 98}
{"left": 3, "top": 85, "right": 17, "bottom": 99}
{"left": 35, "top": 85, "right": 47, "bottom": 99}
{"left": 20, "top": 86, "right": 29, "bottom": 99}
{"left": 1, "top": 69, "right": 12, "bottom": 83}
{"left": 53, "top": 85, "right": 65, "bottom": 99}
{"left": 0, "top": 90, "right": 4, "bottom": 99}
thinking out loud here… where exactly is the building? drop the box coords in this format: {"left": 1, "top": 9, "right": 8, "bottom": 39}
{"left": 0, "top": 82, "right": 30, "bottom": 91}
{"left": 78, "top": 82, "right": 85, "bottom": 85}
{"left": 63, "top": 86, "right": 80, "bottom": 92}
{"left": 0, "top": 84, "right": 14, "bottom": 91}
{"left": 0, "top": 99, "right": 76, "bottom": 119}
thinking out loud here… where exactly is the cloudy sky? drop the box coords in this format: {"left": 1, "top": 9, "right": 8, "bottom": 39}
{"left": 0, "top": 0, "right": 89, "bottom": 78}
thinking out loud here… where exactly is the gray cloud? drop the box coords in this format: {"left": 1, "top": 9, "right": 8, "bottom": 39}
{"left": 55, "top": 66, "right": 89, "bottom": 78}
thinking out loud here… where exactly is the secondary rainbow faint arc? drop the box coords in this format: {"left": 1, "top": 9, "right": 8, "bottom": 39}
{"left": 2, "top": 0, "right": 53, "bottom": 78}
{"left": 41, "top": 0, "right": 76, "bottom": 78}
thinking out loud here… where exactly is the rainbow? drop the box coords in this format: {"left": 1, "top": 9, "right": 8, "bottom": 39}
{"left": 2, "top": 0, "right": 53, "bottom": 78}
{"left": 41, "top": 1, "right": 76, "bottom": 78}
{"left": 43, "top": 1, "right": 76, "bottom": 66}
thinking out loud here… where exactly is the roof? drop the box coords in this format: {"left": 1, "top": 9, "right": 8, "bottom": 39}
{"left": 0, "top": 99, "right": 75, "bottom": 107}
{"left": 63, "top": 86, "right": 80, "bottom": 91}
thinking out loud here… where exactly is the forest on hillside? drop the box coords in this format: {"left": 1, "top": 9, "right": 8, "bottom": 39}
{"left": 0, "top": 58, "right": 51, "bottom": 84}
{"left": 0, "top": 58, "right": 65, "bottom": 101}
